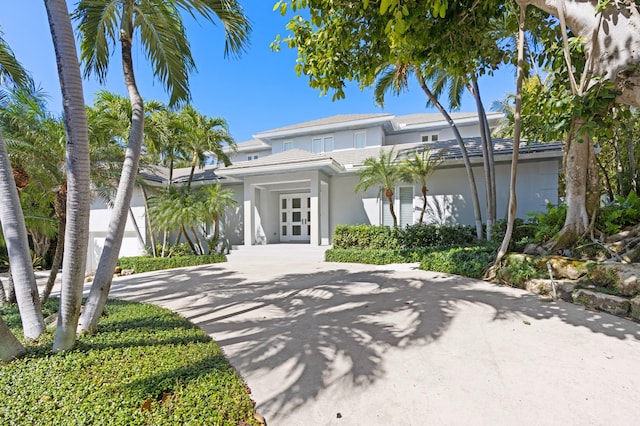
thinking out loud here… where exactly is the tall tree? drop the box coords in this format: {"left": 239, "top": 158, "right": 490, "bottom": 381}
{"left": 0, "top": 31, "right": 45, "bottom": 341}
{"left": 521, "top": 0, "right": 640, "bottom": 247}
{"left": 44, "top": 0, "right": 92, "bottom": 352}
{"left": 176, "top": 104, "right": 235, "bottom": 188}
{"left": 76, "top": 0, "right": 250, "bottom": 333}
{"left": 355, "top": 149, "right": 401, "bottom": 227}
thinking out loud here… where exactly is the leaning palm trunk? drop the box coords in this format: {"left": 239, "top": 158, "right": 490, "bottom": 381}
{"left": 46, "top": 0, "right": 92, "bottom": 352}
{"left": 414, "top": 70, "right": 483, "bottom": 240}
{"left": 79, "top": 24, "right": 145, "bottom": 334}
{"left": 42, "top": 184, "right": 67, "bottom": 303}
{"left": 495, "top": 4, "right": 527, "bottom": 266}
{"left": 0, "top": 317, "right": 25, "bottom": 361}
{"left": 469, "top": 80, "right": 496, "bottom": 240}
{"left": 0, "top": 132, "right": 45, "bottom": 340}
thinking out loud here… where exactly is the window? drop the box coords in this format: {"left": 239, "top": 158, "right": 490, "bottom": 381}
{"left": 354, "top": 132, "right": 366, "bottom": 149}
{"left": 247, "top": 154, "right": 258, "bottom": 161}
{"left": 312, "top": 136, "right": 333, "bottom": 153}
{"left": 421, "top": 133, "right": 439, "bottom": 142}
{"left": 283, "top": 141, "right": 294, "bottom": 151}
{"left": 382, "top": 186, "right": 414, "bottom": 227}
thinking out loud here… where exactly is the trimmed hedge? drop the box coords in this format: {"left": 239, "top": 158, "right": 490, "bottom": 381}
{"left": 117, "top": 253, "right": 226, "bottom": 274}
{"left": 332, "top": 225, "right": 400, "bottom": 250}
{"left": 326, "top": 248, "right": 430, "bottom": 265}
{"left": 332, "top": 224, "right": 476, "bottom": 250}
{"left": 326, "top": 244, "right": 498, "bottom": 279}
{"left": 0, "top": 299, "right": 259, "bottom": 425}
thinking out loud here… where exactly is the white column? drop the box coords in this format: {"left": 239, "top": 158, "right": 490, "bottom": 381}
{"left": 310, "top": 173, "right": 320, "bottom": 245}
{"left": 243, "top": 182, "right": 254, "bottom": 246}
{"left": 321, "top": 179, "right": 330, "bottom": 245}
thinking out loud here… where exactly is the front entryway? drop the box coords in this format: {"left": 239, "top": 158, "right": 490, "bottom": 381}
{"left": 280, "top": 193, "right": 311, "bottom": 242}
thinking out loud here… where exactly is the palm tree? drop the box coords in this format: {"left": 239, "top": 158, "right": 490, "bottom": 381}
{"left": 198, "top": 183, "right": 237, "bottom": 251}
{"left": 75, "top": 0, "right": 250, "bottom": 334}
{"left": 400, "top": 148, "right": 443, "bottom": 224}
{"left": 0, "top": 31, "right": 45, "bottom": 342}
{"left": 44, "top": 0, "right": 93, "bottom": 352}
{"left": 0, "top": 317, "right": 25, "bottom": 361}
{"left": 374, "top": 63, "right": 484, "bottom": 239}
{"left": 177, "top": 105, "right": 235, "bottom": 188}
{"left": 355, "top": 149, "right": 401, "bottom": 227}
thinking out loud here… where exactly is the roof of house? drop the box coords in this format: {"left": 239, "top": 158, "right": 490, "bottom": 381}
{"left": 215, "top": 138, "right": 563, "bottom": 180}
{"left": 262, "top": 114, "right": 393, "bottom": 134}
{"left": 139, "top": 164, "right": 222, "bottom": 185}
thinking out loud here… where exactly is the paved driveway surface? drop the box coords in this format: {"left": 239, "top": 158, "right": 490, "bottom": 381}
{"left": 105, "top": 245, "right": 640, "bottom": 426}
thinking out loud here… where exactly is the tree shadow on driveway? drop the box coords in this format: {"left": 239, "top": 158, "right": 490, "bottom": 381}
{"left": 108, "top": 263, "right": 640, "bottom": 421}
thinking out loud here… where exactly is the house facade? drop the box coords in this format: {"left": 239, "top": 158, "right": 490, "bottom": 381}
{"left": 86, "top": 112, "right": 562, "bottom": 270}
{"left": 215, "top": 112, "right": 562, "bottom": 246}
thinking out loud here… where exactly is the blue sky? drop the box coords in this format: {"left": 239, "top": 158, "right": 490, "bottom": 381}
{"left": 2, "top": 2, "right": 515, "bottom": 142}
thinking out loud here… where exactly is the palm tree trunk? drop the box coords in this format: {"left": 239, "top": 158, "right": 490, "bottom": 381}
{"left": 41, "top": 218, "right": 64, "bottom": 304}
{"left": 419, "top": 186, "right": 428, "bottom": 224}
{"left": 0, "top": 132, "right": 45, "bottom": 340}
{"left": 79, "top": 13, "right": 145, "bottom": 334}
{"left": 0, "top": 316, "right": 25, "bottom": 361}
{"left": 0, "top": 281, "right": 6, "bottom": 305}
{"left": 128, "top": 207, "right": 146, "bottom": 254}
{"left": 46, "top": 0, "right": 92, "bottom": 352}
{"left": 414, "top": 69, "right": 483, "bottom": 240}
{"left": 469, "top": 79, "right": 496, "bottom": 240}
{"left": 181, "top": 224, "right": 198, "bottom": 254}
{"left": 4, "top": 269, "right": 16, "bottom": 304}
{"left": 189, "top": 224, "right": 204, "bottom": 255}
{"left": 42, "top": 183, "right": 67, "bottom": 303}
{"left": 495, "top": 4, "right": 526, "bottom": 265}
{"left": 385, "top": 188, "right": 398, "bottom": 227}
{"left": 140, "top": 185, "right": 157, "bottom": 257}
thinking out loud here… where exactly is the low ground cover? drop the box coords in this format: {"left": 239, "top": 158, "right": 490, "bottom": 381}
{"left": 0, "top": 299, "right": 259, "bottom": 426}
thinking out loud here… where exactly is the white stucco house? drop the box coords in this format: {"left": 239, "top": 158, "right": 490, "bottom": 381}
{"left": 86, "top": 112, "right": 562, "bottom": 270}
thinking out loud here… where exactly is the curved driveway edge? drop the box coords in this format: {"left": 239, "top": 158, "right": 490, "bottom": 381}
{"left": 106, "top": 245, "right": 640, "bottom": 426}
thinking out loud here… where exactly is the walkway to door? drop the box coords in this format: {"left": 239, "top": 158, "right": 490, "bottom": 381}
{"left": 106, "top": 245, "right": 640, "bottom": 425}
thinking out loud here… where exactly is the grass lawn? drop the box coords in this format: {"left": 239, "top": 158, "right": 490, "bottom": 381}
{"left": 0, "top": 299, "right": 259, "bottom": 425}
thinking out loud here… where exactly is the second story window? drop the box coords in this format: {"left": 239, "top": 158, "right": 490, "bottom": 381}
{"left": 247, "top": 154, "right": 258, "bottom": 161}
{"left": 312, "top": 136, "right": 333, "bottom": 153}
{"left": 283, "top": 141, "right": 294, "bottom": 151}
{"left": 421, "top": 133, "right": 439, "bottom": 143}
{"left": 354, "top": 132, "right": 366, "bottom": 149}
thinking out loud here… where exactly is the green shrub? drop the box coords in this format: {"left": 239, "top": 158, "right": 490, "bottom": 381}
{"left": 526, "top": 203, "right": 567, "bottom": 243}
{"left": 596, "top": 192, "right": 640, "bottom": 234}
{"left": 332, "top": 224, "right": 400, "bottom": 249}
{"left": 490, "top": 218, "right": 536, "bottom": 251}
{"left": 495, "top": 254, "right": 546, "bottom": 288}
{"left": 117, "top": 253, "right": 226, "bottom": 274}
{"left": 397, "top": 223, "right": 476, "bottom": 248}
{"left": 326, "top": 248, "right": 430, "bottom": 264}
{"left": 0, "top": 300, "right": 259, "bottom": 426}
{"left": 419, "top": 245, "right": 498, "bottom": 279}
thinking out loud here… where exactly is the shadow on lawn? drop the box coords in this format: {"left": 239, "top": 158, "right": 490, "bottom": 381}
{"left": 108, "top": 263, "right": 640, "bottom": 417}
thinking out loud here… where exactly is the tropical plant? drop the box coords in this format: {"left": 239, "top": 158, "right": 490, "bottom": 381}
{"left": 176, "top": 105, "right": 235, "bottom": 188}
{"left": 399, "top": 148, "right": 443, "bottom": 224}
{"left": 0, "top": 30, "right": 45, "bottom": 343}
{"left": 198, "top": 183, "right": 237, "bottom": 251}
{"left": 355, "top": 149, "right": 401, "bottom": 227}
{"left": 75, "top": 0, "right": 251, "bottom": 334}
{"left": 44, "top": 0, "right": 93, "bottom": 352}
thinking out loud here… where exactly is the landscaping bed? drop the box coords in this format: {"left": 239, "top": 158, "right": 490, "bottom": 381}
{"left": 0, "top": 299, "right": 260, "bottom": 426}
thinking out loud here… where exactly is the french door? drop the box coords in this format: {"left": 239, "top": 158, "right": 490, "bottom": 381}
{"left": 280, "top": 193, "right": 311, "bottom": 242}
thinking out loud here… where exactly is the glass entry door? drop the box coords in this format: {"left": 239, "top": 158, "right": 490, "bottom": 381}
{"left": 280, "top": 193, "right": 311, "bottom": 242}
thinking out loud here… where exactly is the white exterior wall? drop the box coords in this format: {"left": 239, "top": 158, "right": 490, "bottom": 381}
{"left": 385, "top": 122, "right": 483, "bottom": 146}
{"left": 270, "top": 125, "right": 385, "bottom": 154}
{"left": 221, "top": 183, "right": 244, "bottom": 246}
{"left": 227, "top": 148, "right": 271, "bottom": 164}
{"left": 87, "top": 189, "right": 147, "bottom": 272}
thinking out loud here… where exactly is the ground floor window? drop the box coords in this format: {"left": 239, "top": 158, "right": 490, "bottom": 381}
{"left": 382, "top": 186, "right": 414, "bottom": 227}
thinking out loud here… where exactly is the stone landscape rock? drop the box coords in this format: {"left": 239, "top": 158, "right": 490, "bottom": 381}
{"left": 596, "top": 263, "right": 640, "bottom": 297}
{"left": 631, "top": 296, "right": 640, "bottom": 321}
{"left": 525, "top": 279, "right": 576, "bottom": 302}
{"left": 572, "top": 289, "right": 630, "bottom": 317}
{"left": 542, "top": 256, "right": 588, "bottom": 280}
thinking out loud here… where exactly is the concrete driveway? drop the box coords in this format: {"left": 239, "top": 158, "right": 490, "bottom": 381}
{"left": 105, "top": 245, "right": 640, "bottom": 426}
